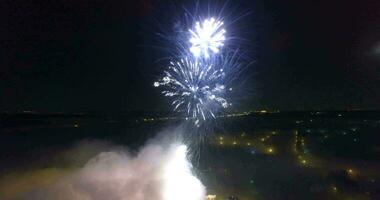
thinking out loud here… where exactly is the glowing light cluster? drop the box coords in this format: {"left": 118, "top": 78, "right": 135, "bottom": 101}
{"left": 154, "top": 57, "right": 229, "bottom": 126}
{"left": 162, "top": 144, "right": 205, "bottom": 200}
{"left": 189, "top": 18, "right": 226, "bottom": 58}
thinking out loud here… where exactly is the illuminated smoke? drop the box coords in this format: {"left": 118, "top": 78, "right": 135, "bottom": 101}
{"left": 0, "top": 141, "right": 205, "bottom": 200}
{"left": 162, "top": 144, "right": 205, "bottom": 200}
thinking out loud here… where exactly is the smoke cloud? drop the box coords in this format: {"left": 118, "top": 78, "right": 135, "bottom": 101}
{"left": 0, "top": 138, "right": 206, "bottom": 200}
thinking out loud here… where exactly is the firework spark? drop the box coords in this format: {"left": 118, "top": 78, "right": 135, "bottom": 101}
{"left": 154, "top": 57, "right": 229, "bottom": 126}
{"left": 189, "top": 17, "right": 226, "bottom": 58}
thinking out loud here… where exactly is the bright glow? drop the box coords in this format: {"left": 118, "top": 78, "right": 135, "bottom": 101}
{"left": 206, "top": 194, "right": 217, "bottom": 200}
{"left": 189, "top": 17, "right": 226, "bottom": 58}
{"left": 1, "top": 141, "right": 206, "bottom": 200}
{"left": 155, "top": 57, "right": 229, "bottom": 126}
{"left": 163, "top": 145, "right": 205, "bottom": 200}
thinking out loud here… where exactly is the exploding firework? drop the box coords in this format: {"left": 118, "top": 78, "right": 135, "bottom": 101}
{"left": 189, "top": 17, "right": 226, "bottom": 58}
{"left": 154, "top": 57, "right": 230, "bottom": 126}
{"left": 153, "top": 5, "right": 251, "bottom": 127}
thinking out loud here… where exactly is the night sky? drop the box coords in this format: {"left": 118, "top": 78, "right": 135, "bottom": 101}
{"left": 1, "top": 0, "right": 380, "bottom": 112}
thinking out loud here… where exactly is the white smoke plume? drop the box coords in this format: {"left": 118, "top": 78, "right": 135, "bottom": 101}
{"left": 0, "top": 138, "right": 206, "bottom": 200}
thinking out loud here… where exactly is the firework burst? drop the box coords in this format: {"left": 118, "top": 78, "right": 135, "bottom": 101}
{"left": 152, "top": 3, "right": 251, "bottom": 127}
{"left": 189, "top": 17, "right": 226, "bottom": 58}
{"left": 154, "top": 57, "right": 229, "bottom": 126}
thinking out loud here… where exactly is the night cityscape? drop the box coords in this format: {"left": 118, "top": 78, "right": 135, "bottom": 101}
{"left": 1, "top": 0, "right": 380, "bottom": 200}
{"left": 1, "top": 110, "right": 380, "bottom": 199}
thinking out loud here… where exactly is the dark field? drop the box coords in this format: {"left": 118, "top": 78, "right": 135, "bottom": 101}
{"left": 1, "top": 111, "right": 380, "bottom": 200}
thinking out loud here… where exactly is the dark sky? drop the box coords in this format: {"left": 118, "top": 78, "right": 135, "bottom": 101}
{"left": 1, "top": 0, "right": 380, "bottom": 112}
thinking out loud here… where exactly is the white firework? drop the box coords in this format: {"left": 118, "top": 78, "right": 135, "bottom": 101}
{"left": 154, "top": 57, "right": 229, "bottom": 126}
{"left": 189, "top": 17, "right": 226, "bottom": 58}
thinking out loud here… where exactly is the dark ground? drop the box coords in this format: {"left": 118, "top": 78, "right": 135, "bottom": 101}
{"left": 1, "top": 111, "right": 380, "bottom": 200}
